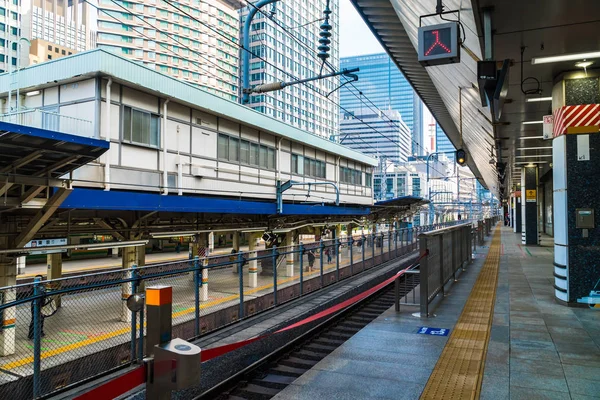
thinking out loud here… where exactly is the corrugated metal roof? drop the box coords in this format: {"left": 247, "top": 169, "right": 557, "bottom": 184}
{"left": 0, "top": 49, "right": 378, "bottom": 167}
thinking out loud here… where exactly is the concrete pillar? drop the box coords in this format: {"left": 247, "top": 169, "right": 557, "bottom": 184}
{"left": 232, "top": 231, "right": 240, "bottom": 274}
{"left": 513, "top": 191, "right": 522, "bottom": 233}
{"left": 208, "top": 232, "right": 215, "bottom": 253}
{"left": 248, "top": 233, "right": 261, "bottom": 288}
{"left": 47, "top": 253, "right": 62, "bottom": 308}
{"left": 285, "top": 231, "right": 295, "bottom": 277}
{"left": 0, "top": 257, "right": 17, "bottom": 356}
{"left": 190, "top": 233, "right": 209, "bottom": 301}
{"left": 16, "top": 256, "right": 26, "bottom": 275}
{"left": 121, "top": 246, "right": 137, "bottom": 323}
{"left": 521, "top": 166, "right": 539, "bottom": 245}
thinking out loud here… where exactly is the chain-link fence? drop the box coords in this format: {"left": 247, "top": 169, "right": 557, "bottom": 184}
{"left": 0, "top": 221, "right": 473, "bottom": 399}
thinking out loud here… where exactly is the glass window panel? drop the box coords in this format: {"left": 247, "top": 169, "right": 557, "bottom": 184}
{"left": 123, "top": 106, "right": 132, "bottom": 141}
{"left": 259, "top": 145, "right": 268, "bottom": 168}
{"left": 240, "top": 140, "right": 249, "bottom": 164}
{"left": 267, "top": 148, "right": 275, "bottom": 170}
{"left": 291, "top": 154, "right": 297, "bottom": 173}
{"left": 217, "top": 134, "right": 228, "bottom": 160}
{"left": 229, "top": 137, "right": 239, "bottom": 162}
{"left": 150, "top": 115, "right": 159, "bottom": 147}
{"left": 250, "top": 143, "right": 259, "bottom": 166}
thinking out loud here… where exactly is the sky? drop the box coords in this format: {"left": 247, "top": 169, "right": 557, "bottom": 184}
{"left": 339, "top": 1, "right": 384, "bottom": 57}
{"left": 338, "top": 0, "right": 436, "bottom": 149}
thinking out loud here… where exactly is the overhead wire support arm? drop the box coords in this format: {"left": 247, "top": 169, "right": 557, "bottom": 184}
{"left": 276, "top": 180, "right": 340, "bottom": 214}
{"left": 249, "top": 68, "right": 360, "bottom": 94}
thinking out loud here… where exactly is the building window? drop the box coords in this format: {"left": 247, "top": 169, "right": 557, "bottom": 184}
{"left": 218, "top": 133, "right": 275, "bottom": 170}
{"left": 365, "top": 173, "right": 372, "bottom": 188}
{"left": 122, "top": 106, "right": 160, "bottom": 148}
{"left": 340, "top": 167, "right": 362, "bottom": 185}
{"left": 47, "top": 55, "right": 52, "bottom": 60}
{"left": 291, "top": 154, "right": 325, "bottom": 179}
{"left": 47, "top": 44, "right": 52, "bottom": 51}
{"left": 55, "top": 47, "right": 59, "bottom": 53}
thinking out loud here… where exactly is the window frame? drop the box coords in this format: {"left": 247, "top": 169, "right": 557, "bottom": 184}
{"left": 121, "top": 105, "right": 161, "bottom": 148}
{"left": 217, "top": 133, "right": 276, "bottom": 171}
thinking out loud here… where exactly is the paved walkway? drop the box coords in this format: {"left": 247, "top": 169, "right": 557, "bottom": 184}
{"left": 273, "top": 226, "right": 600, "bottom": 400}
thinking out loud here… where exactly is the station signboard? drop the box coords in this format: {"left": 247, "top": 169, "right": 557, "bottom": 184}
{"left": 24, "top": 238, "right": 68, "bottom": 254}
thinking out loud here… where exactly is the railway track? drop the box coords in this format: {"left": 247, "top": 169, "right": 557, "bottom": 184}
{"left": 198, "top": 270, "right": 420, "bottom": 400}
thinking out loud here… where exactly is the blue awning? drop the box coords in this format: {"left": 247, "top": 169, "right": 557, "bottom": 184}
{"left": 0, "top": 121, "right": 108, "bottom": 178}
{"left": 59, "top": 188, "right": 371, "bottom": 216}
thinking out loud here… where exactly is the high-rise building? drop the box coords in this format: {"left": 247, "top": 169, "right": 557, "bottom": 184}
{"left": 340, "top": 110, "right": 411, "bottom": 164}
{"left": 340, "top": 53, "right": 424, "bottom": 155}
{"left": 96, "top": 0, "right": 240, "bottom": 101}
{"left": 435, "top": 123, "right": 455, "bottom": 156}
{"left": 0, "top": 1, "right": 23, "bottom": 74}
{"left": 22, "top": 0, "right": 92, "bottom": 54}
{"left": 240, "top": 0, "right": 339, "bottom": 138}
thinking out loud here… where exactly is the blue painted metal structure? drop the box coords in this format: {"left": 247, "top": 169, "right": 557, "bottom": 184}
{"left": 58, "top": 188, "right": 371, "bottom": 216}
{"left": 276, "top": 180, "right": 340, "bottom": 214}
{"left": 0, "top": 120, "right": 109, "bottom": 177}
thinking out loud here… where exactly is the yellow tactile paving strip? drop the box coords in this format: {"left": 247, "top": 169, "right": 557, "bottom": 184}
{"left": 421, "top": 228, "right": 501, "bottom": 400}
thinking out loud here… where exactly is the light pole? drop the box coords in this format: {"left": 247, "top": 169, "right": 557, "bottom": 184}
{"left": 16, "top": 37, "right": 31, "bottom": 112}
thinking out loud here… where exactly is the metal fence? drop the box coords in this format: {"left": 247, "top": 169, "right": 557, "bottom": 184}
{"left": 393, "top": 217, "right": 500, "bottom": 317}
{"left": 0, "top": 108, "right": 94, "bottom": 138}
{"left": 0, "top": 221, "right": 463, "bottom": 399}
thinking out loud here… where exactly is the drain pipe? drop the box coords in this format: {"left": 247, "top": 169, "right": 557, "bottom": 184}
{"left": 104, "top": 78, "right": 112, "bottom": 191}
{"left": 162, "top": 99, "right": 170, "bottom": 195}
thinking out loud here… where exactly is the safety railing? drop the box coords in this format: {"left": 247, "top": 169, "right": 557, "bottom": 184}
{"left": 0, "top": 108, "right": 94, "bottom": 138}
{"left": 394, "top": 217, "right": 500, "bottom": 316}
{"left": 0, "top": 221, "right": 464, "bottom": 399}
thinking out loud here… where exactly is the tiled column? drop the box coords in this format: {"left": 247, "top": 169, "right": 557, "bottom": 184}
{"left": 285, "top": 231, "right": 295, "bottom": 277}
{"left": 552, "top": 70, "right": 600, "bottom": 304}
{"left": 46, "top": 253, "right": 62, "bottom": 308}
{"left": 521, "top": 166, "right": 539, "bottom": 245}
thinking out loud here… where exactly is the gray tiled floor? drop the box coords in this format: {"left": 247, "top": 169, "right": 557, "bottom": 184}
{"left": 482, "top": 227, "right": 600, "bottom": 400}
{"left": 273, "top": 226, "right": 600, "bottom": 400}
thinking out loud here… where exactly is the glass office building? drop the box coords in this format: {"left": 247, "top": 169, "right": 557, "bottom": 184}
{"left": 240, "top": 0, "right": 340, "bottom": 138}
{"left": 435, "top": 123, "right": 455, "bottom": 157}
{"left": 340, "top": 110, "right": 411, "bottom": 164}
{"left": 340, "top": 53, "right": 424, "bottom": 155}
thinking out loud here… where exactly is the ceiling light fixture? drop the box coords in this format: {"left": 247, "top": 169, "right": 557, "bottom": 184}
{"left": 531, "top": 51, "right": 600, "bottom": 65}
{"left": 514, "top": 161, "right": 549, "bottom": 164}
{"left": 514, "top": 155, "right": 553, "bottom": 158}
{"left": 526, "top": 97, "right": 552, "bottom": 103}
{"left": 516, "top": 147, "right": 552, "bottom": 151}
{"left": 522, "top": 121, "right": 544, "bottom": 125}
{"left": 518, "top": 136, "right": 544, "bottom": 140}
{"left": 25, "top": 90, "right": 41, "bottom": 97}
{"left": 575, "top": 60, "right": 594, "bottom": 69}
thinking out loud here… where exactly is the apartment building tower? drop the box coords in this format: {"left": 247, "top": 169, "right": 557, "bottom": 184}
{"left": 96, "top": 0, "right": 241, "bottom": 101}
{"left": 240, "top": 0, "right": 340, "bottom": 138}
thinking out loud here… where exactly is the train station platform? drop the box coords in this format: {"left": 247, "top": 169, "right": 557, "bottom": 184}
{"left": 273, "top": 226, "right": 600, "bottom": 400}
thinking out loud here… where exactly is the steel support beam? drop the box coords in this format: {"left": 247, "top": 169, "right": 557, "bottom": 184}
{"left": 14, "top": 188, "right": 72, "bottom": 248}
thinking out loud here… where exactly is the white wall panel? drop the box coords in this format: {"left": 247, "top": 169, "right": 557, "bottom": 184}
{"left": 100, "top": 102, "right": 121, "bottom": 140}
{"left": 191, "top": 127, "right": 215, "bottom": 158}
{"left": 121, "top": 145, "right": 158, "bottom": 170}
{"left": 168, "top": 102, "right": 190, "bottom": 121}
{"left": 44, "top": 86, "right": 59, "bottom": 105}
{"left": 241, "top": 125, "right": 259, "bottom": 141}
{"left": 122, "top": 87, "right": 158, "bottom": 113}
{"left": 280, "top": 151, "right": 291, "bottom": 173}
{"left": 219, "top": 118, "right": 239, "bottom": 135}
{"left": 165, "top": 119, "right": 190, "bottom": 153}
{"left": 61, "top": 79, "right": 95, "bottom": 102}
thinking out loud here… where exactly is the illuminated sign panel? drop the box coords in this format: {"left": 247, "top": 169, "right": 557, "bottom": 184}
{"left": 418, "top": 22, "right": 460, "bottom": 66}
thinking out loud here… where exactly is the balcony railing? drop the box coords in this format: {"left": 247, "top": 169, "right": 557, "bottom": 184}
{"left": 0, "top": 108, "right": 94, "bottom": 138}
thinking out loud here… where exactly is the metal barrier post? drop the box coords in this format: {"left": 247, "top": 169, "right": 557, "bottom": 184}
{"left": 130, "top": 266, "right": 138, "bottom": 363}
{"left": 138, "top": 294, "right": 144, "bottom": 361}
{"left": 439, "top": 235, "right": 445, "bottom": 296}
{"left": 361, "top": 235, "right": 365, "bottom": 271}
{"left": 238, "top": 252, "right": 244, "bottom": 318}
{"left": 388, "top": 231, "right": 392, "bottom": 258}
{"left": 395, "top": 276, "right": 400, "bottom": 312}
{"left": 299, "top": 243, "right": 304, "bottom": 295}
{"left": 272, "top": 246, "right": 278, "bottom": 306}
{"left": 335, "top": 238, "right": 340, "bottom": 281}
{"left": 419, "top": 235, "right": 429, "bottom": 317}
{"left": 33, "top": 277, "right": 42, "bottom": 399}
{"left": 394, "top": 229, "right": 398, "bottom": 257}
{"left": 380, "top": 233, "right": 384, "bottom": 260}
{"left": 319, "top": 239, "right": 324, "bottom": 287}
{"left": 349, "top": 237, "right": 354, "bottom": 275}
{"left": 193, "top": 256, "right": 200, "bottom": 337}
